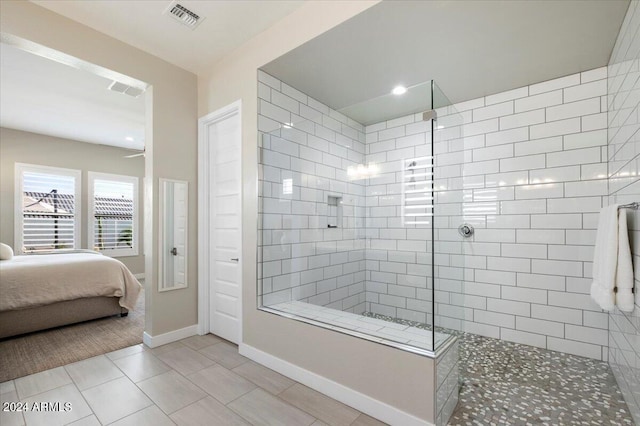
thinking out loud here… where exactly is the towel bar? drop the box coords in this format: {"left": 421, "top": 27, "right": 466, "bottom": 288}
{"left": 618, "top": 202, "right": 639, "bottom": 210}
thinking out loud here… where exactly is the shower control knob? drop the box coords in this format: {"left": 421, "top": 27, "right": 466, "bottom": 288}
{"left": 458, "top": 224, "right": 474, "bottom": 238}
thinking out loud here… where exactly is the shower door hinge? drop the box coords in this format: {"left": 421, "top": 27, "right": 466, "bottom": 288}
{"left": 422, "top": 110, "right": 437, "bottom": 121}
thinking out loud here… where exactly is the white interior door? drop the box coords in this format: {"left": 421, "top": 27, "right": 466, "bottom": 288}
{"left": 199, "top": 103, "right": 242, "bottom": 344}
{"left": 172, "top": 183, "right": 187, "bottom": 286}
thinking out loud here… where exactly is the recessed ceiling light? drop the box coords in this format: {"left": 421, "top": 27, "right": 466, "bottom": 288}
{"left": 392, "top": 86, "right": 407, "bottom": 95}
{"left": 125, "top": 136, "right": 134, "bottom": 142}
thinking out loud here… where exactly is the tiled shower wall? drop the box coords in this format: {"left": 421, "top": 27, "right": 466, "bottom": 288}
{"left": 364, "top": 109, "right": 463, "bottom": 325}
{"left": 364, "top": 115, "right": 435, "bottom": 323}
{"left": 259, "top": 64, "right": 620, "bottom": 360}
{"left": 430, "top": 69, "right": 611, "bottom": 360}
{"left": 607, "top": 1, "right": 640, "bottom": 422}
{"left": 257, "top": 70, "right": 368, "bottom": 313}
{"left": 363, "top": 70, "right": 612, "bottom": 360}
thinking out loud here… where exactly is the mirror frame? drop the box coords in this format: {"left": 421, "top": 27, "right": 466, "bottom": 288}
{"left": 158, "top": 178, "right": 189, "bottom": 292}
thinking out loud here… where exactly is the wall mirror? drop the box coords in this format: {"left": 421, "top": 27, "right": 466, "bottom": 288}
{"left": 159, "top": 178, "right": 188, "bottom": 292}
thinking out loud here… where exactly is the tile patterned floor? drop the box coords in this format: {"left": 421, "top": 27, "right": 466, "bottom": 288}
{"left": 364, "top": 312, "right": 634, "bottom": 425}
{"left": 0, "top": 334, "right": 385, "bottom": 426}
{"left": 450, "top": 332, "right": 634, "bottom": 425}
{"left": 1, "top": 327, "right": 635, "bottom": 425}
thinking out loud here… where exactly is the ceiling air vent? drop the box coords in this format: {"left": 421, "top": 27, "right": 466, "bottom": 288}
{"left": 164, "top": 1, "right": 205, "bottom": 30}
{"left": 108, "top": 81, "right": 145, "bottom": 98}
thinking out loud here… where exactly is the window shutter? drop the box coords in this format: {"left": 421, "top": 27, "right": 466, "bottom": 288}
{"left": 402, "top": 156, "right": 434, "bottom": 226}
{"left": 92, "top": 179, "right": 135, "bottom": 252}
{"left": 22, "top": 171, "right": 77, "bottom": 252}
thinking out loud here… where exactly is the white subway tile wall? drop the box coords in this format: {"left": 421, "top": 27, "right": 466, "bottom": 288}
{"left": 364, "top": 107, "right": 453, "bottom": 325}
{"left": 363, "top": 66, "right": 611, "bottom": 359}
{"left": 606, "top": 1, "right": 640, "bottom": 423}
{"left": 416, "top": 67, "right": 608, "bottom": 360}
{"left": 258, "top": 53, "right": 628, "bottom": 361}
{"left": 258, "top": 70, "right": 368, "bottom": 314}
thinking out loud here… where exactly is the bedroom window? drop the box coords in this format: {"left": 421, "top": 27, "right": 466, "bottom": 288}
{"left": 88, "top": 172, "right": 139, "bottom": 257}
{"left": 15, "top": 163, "right": 82, "bottom": 253}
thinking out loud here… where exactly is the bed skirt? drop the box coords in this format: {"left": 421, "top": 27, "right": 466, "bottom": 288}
{"left": 0, "top": 297, "right": 127, "bottom": 339}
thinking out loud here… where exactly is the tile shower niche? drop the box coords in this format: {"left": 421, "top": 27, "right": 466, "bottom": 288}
{"left": 327, "top": 195, "right": 342, "bottom": 228}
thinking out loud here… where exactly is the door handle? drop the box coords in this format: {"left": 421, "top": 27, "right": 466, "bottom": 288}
{"left": 171, "top": 247, "right": 178, "bottom": 256}
{"left": 231, "top": 258, "right": 239, "bottom": 262}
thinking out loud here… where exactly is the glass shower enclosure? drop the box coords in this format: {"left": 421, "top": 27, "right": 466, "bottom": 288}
{"left": 257, "top": 73, "right": 464, "bottom": 355}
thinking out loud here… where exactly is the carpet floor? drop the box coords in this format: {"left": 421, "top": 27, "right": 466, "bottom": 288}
{"left": 0, "top": 289, "right": 144, "bottom": 382}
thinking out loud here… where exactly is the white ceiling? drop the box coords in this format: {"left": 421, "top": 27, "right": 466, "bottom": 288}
{"left": 2, "top": 0, "right": 304, "bottom": 150}
{"left": 262, "top": 0, "right": 630, "bottom": 125}
{"left": 31, "top": 0, "right": 305, "bottom": 75}
{"left": 8, "top": 1, "right": 630, "bottom": 138}
{"left": 0, "top": 43, "right": 146, "bottom": 150}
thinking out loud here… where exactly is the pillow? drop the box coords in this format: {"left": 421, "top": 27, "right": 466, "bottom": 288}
{"left": 0, "top": 243, "right": 14, "bottom": 260}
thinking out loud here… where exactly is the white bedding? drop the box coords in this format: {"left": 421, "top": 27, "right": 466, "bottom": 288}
{"left": 0, "top": 252, "right": 142, "bottom": 311}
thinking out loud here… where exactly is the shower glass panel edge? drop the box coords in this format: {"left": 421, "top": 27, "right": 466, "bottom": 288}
{"left": 432, "top": 81, "right": 465, "bottom": 352}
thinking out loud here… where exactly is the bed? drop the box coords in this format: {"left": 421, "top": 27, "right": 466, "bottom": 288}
{"left": 0, "top": 251, "right": 142, "bottom": 338}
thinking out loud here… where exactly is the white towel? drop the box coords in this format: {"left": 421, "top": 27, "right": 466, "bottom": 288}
{"left": 616, "top": 208, "right": 634, "bottom": 311}
{"left": 590, "top": 205, "right": 634, "bottom": 312}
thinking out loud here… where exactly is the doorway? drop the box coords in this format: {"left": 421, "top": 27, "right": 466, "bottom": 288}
{"left": 198, "top": 100, "right": 243, "bottom": 344}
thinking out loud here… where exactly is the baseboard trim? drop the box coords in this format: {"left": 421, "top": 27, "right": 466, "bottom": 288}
{"left": 239, "top": 343, "right": 433, "bottom": 426}
{"left": 134, "top": 273, "right": 145, "bottom": 280}
{"left": 143, "top": 325, "right": 197, "bottom": 348}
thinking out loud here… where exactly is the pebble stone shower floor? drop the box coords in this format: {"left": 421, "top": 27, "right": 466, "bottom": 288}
{"left": 363, "top": 313, "right": 634, "bottom": 425}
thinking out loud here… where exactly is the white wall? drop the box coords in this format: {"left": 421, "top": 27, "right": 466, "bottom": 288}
{"left": 358, "top": 67, "right": 613, "bottom": 361}
{"left": 364, "top": 111, "right": 445, "bottom": 326}
{"left": 258, "top": 70, "right": 368, "bottom": 313}
{"left": 258, "top": 62, "right": 615, "bottom": 361}
{"left": 607, "top": 1, "right": 640, "bottom": 422}
{"left": 427, "top": 68, "right": 611, "bottom": 360}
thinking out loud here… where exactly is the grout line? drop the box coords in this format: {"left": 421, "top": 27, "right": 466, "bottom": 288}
{"left": 77, "top": 373, "right": 125, "bottom": 393}
{"left": 103, "top": 400, "right": 156, "bottom": 425}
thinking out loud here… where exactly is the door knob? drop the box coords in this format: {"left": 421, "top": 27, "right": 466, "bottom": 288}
{"left": 171, "top": 247, "right": 178, "bottom": 256}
